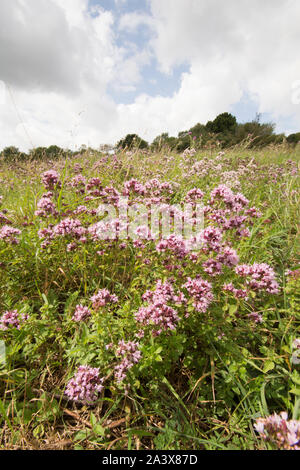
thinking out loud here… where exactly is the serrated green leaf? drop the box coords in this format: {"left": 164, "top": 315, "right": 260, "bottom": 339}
{"left": 263, "top": 360, "right": 275, "bottom": 373}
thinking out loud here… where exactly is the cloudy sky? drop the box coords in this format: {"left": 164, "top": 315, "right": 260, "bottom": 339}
{"left": 0, "top": 0, "right": 300, "bottom": 151}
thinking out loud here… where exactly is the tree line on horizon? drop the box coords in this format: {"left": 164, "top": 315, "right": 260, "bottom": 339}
{"left": 1, "top": 112, "right": 300, "bottom": 161}
{"left": 118, "top": 112, "right": 300, "bottom": 152}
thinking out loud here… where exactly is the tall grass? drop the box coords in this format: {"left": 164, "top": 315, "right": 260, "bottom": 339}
{"left": 0, "top": 144, "right": 299, "bottom": 450}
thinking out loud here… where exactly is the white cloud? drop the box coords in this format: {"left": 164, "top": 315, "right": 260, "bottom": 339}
{"left": 116, "top": 59, "right": 243, "bottom": 141}
{"left": 0, "top": 0, "right": 300, "bottom": 152}
{"left": 0, "top": 0, "right": 146, "bottom": 150}
{"left": 148, "top": 0, "right": 300, "bottom": 132}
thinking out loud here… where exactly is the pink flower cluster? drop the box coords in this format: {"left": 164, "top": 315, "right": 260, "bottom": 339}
{"left": 88, "top": 219, "right": 122, "bottom": 241}
{"left": 0, "top": 212, "right": 12, "bottom": 225}
{"left": 122, "top": 178, "right": 174, "bottom": 202}
{"left": 70, "top": 174, "right": 86, "bottom": 193}
{"left": 185, "top": 188, "right": 204, "bottom": 203}
{"left": 235, "top": 263, "right": 279, "bottom": 294}
{"left": 202, "top": 258, "right": 223, "bottom": 276}
{"left": 65, "top": 365, "right": 104, "bottom": 403}
{"left": 206, "top": 185, "right": 261, "bottom": 239}
{"left": 142, "top": 279, "right": 186, "bottom": 305}
{"left": 53, "top": 218, "right": 86, "bottom": 239}
{"left": 210, "top": 185, "right": 249, "bottom": 212}
{"left": 73, "top": 205, "right": 97, "bottom": 216}
{"left": 210, "top": 185, "right": 236, "bottom": 207}
{"left": 156, "top": 234, "right": 189, "bottom": 259}
{"left": 135, "top": 280, "right": 184, "bottom": 335}
{"left": 144, "top": 179, "right": 173, "bottom": 198}
{"left": 222, "top": 215, "right": 248, "bottom": 230}
{"left": 90, "top": 289, "right": 119, "bottom": 310}
{"left": 202, "top": 246, "right": 239, "bottom": 277}
{"left": 0, "top": 310, "right": 28, "bottom": 330}
{"left": 38, "top": 226, "right": 55, "bottom": 248}
{"left": 198, "top": 226, "right": 223, "bottom": 253}
{"left": 35, "top": 193, "right": 57, "bottom": 218}
{"left": 86, "top": 177, "right": 103, "bottom": 196}
{"left": 123, "top": 179, "right": 145, "bottom": 197}
{"left": 135, "top": 302, "right": 179, "bottom": 336}
{"left": 99, "top": 186, "right": 120, "bottom": 205}
{"left": 114, "top": 340, "right": 142, "bottom": 383}
{"left": 38, "top": 218, "right": 87, "bottom": 249}
{"left": 245, "top": 207, "right": 262, "bottom": 218}
{"left": 0, "top": 225, "right": 21, "bottom": 244}
{"left": 42, "top": 170, "right": 61, "bottom": 190}
{"left": 86, "top": 177, "right": 102, "bottom": 191}
{"left": 217, "top": 246, "right": 239, "bottom": 267}
{"left": 182, "top": 277, "right": 214, "bottom": 313}
{"left": 254, "top": 412, "right": 300, "bottom": 450}
{"left": 223, "top": 283, "right": 248, "bottom": 299}
{"left": 134, "top": 225, "right": 154, "bottom": 241}
{"left": 72, "top": 305, "right": 91, "bottom": 322}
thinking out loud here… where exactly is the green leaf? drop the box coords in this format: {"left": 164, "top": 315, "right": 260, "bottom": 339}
{"left": 90, "top": 412, "right": 97, "bottom": 427}
{"left": 94, "top": 424, "right": 105, "bottom": 436}
{"left": 229, "top": 304, "right": 238, "bottom": 315}
{"left": 263, "top": 360, "right": 275, "bottom": 373}
{"left": 289, "top": 387, "right": 300, "bottom": 396}
{"left": 74, "top": 430, "right": 89, "bottom": 441}
{"left": 33, "top": 424, "right": 44, "bottom": 438}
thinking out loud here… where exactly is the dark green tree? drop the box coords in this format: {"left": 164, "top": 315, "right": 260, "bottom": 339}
{"left": 188, "top": 122, "right": 208, "bottom": 137}
{"left": 1, "top": 146, "right": 27, "bottom": 161}
{"left": 287, "top": 132, "right": 300, "bottom": 145}
{"left": 29, "top": 146, "right": 68, "bottom": 160}
{"left": 29, "top": 147, "right": 48, "bottom": 160}
{"left": 117, "top": 134, "right": 148, "bottom": 150}
{"left": 176, "top": 131, "right": 190, "bottom": 152}
{"left": 206, "top": 112, "right": 237, "bottom": 134}
{"left": 151, "top": 133, "right": 177, "bottom": 150}
{"left": 46, "top": 145, "right": 65, "bottom": 159}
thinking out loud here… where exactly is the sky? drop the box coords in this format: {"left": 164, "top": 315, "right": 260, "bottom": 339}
{"left": 0, "top": 0, "right": 300, "bottom": 151}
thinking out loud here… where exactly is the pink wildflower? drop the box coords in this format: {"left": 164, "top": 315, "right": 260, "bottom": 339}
{"left": 53, "top": 218, "right": 86, "bottom": 239}
{"left": 217, "top": 246, "right": 239, "bottom": 267}
{"left": 123, "top": 179, "right": 145, "bottom": 197}
{"left": 198, "top": 226, "right": 223, "bottom": 253}
{"left": 156, "top": 234, "right": 189, "bottom": 259}
{"left": 0, "top": 212, "right": 12, "bottom": 225}
{"left": 70, "top": 174, "right": 86, "bottom": 188}
{"left": 202, "top": 259, "right": 223, "bottom": 276}
{"left": 235, "top": 263, "right": 279, "bottom": 294}
{"left": 135, "top": 280, "right": 184, "bottom": 334}
{"left": 223, "top": 282, "right": 248, "bottom": 299}
{"left": 114, "top": 340, "right": 142, "bottom": 383}
{"left": 254, "top": 412, "right": 300, "bottom": 450}
{"left": 185, "top": 188, "right": 204, "bottom": 203}
{"left": 90, "top": 289, "right": 118, "bottom": 309}
{"left": 42, "top": 170, "right": 61, "bottom": 190}
{"left": 65, "top": 366, "right": 104, "bottom": 403}
{"left": 0, "top": 310, "right": 28, "bottom": 330}
{"left": 182, "top": 277, "right": 214, "bottom": 313}
{"left": 72, "top": 305, "right": 91, "bottom": 322}
{"left": 0, "top": 226, "right": 21, "bottom": 244}
{"left": 35, "top": 195, "right": 57, "bottom": 218}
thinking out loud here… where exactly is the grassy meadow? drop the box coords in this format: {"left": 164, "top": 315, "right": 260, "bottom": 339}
{"left": 0, "top": 143, "right": 299, "bottom": 450}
